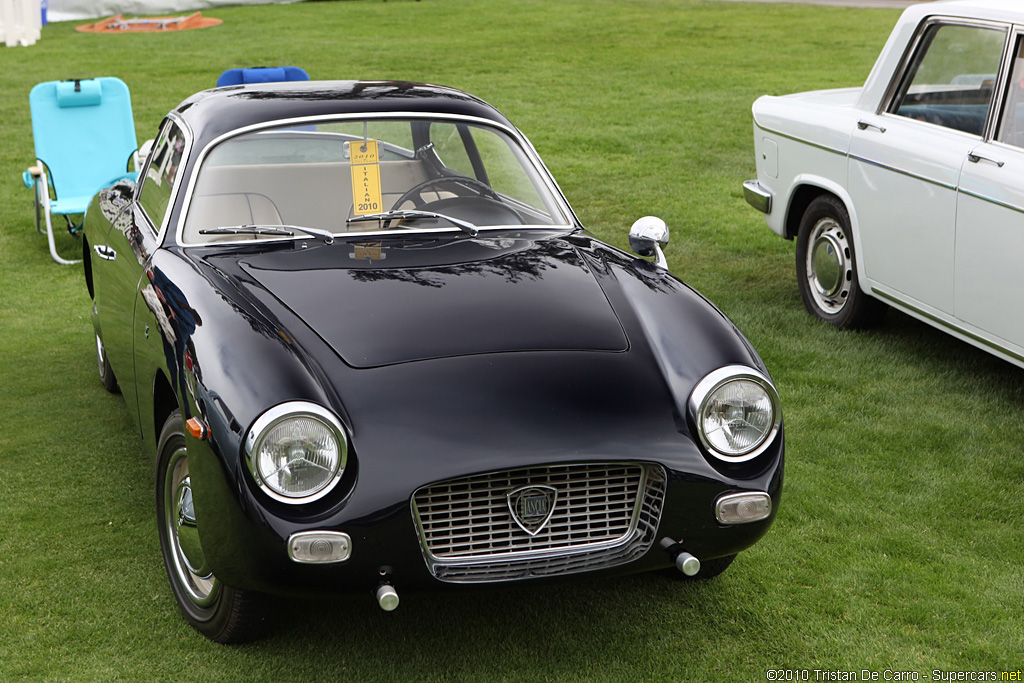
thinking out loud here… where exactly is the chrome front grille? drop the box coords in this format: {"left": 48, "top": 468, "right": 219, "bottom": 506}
{"left": 411, "top": 462, "right": 666, "bottom": 583}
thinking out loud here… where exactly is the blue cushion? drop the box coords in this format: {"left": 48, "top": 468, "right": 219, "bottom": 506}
{"left": 56, "top": 79, "right": 102, "bottom": 107}
{"left": 217, "top": 66, "right": 309, "bottom": 87}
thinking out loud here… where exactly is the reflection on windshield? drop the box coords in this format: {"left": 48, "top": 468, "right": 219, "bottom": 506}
{"left": 182, "top": 117, "right": 571, "bottom": 244}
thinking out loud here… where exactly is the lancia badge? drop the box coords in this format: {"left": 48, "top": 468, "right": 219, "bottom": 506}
{"left": 349, "top": 242, "right": 385, "bottom": 262}
{"left": 507, "top": 485, "right": 557, "bottom": 536}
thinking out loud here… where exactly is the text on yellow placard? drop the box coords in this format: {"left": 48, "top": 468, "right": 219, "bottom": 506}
{"left": 350, "top": 140, "right": 384, "bottom": 215}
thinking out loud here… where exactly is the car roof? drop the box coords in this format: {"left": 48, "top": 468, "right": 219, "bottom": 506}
{"left": 173, "top": 80, "right": 516, "bottom": 148}
{"left": 901, "top": 0, "right": 1024, "bottom": 25}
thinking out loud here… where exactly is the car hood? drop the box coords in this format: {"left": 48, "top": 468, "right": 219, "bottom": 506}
{"left": 235, "top": 231, "right": 629, "bottom": 367}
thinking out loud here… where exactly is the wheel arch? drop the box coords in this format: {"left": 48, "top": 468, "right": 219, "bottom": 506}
{"left": 783, "top": 177, "right": 859, "bottom": 242}
{"left": 83, "top": 236, "right": 95, "bottom": 300}
{"left": 152, "top": 370, "right": 179, "bottom": 461}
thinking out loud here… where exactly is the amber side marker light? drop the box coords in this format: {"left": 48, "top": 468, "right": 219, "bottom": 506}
{"left": 186, "top": 417, "right": 210, "bottom": 440}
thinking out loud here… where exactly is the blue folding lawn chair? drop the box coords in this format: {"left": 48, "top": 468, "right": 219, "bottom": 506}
{"left": 23, "top": 77, "right": 138, "bottom": 264}
{"left": 216, "top": 66, "right": 310, "bottom": 87}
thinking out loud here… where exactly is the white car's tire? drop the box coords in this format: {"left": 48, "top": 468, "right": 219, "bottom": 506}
{"left": 796, "top": 195, "right": 885, "bottom": 329}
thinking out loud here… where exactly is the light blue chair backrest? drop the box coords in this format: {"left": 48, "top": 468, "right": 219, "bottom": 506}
{"left": 29, "top": 77, "right": 138, "bottom": 210}
{"left": 216, "top": 66, "right": 310, "bottom": 88}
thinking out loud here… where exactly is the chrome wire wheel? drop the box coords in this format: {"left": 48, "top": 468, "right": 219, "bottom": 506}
{"left": 156, "top": 411, "right": 272, "bottom": 643}
{"left": 162, "top": 445, "right": 220, "bottom": 610}
{"left": 805, "top": 216, "right": 852, "bottom": 316}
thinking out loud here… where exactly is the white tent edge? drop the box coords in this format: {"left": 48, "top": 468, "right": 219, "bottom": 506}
{"left": 48, "top": 0, "right": 303, "bottom": 23}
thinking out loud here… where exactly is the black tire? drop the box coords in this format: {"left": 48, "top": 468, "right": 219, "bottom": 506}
{"left": 156, "top": 410, "right": 272, "bottom": 643}
{"left": 94, "top": 332, "right": 120, "bottom": 394}
{"left": 795, "top": 195, "right": 885, "bottom": 329}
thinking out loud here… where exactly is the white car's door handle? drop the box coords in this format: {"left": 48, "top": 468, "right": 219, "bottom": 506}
{"left": 857, "top": 120, "right": 886, "bottom": 133}
{"left": 967, "top": 152, "right": 1005, "bottom": 168}
{"left": 94, "top": 245, "right": 117, "bottom": 261}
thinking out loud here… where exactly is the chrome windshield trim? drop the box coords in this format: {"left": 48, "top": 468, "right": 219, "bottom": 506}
{"left": 174, "top": 111, "right": 577, "bottom": 246}
{"left": 179, "top": 223, "right": 571, "bottom": 248}
{"left": 145, "top": 112, "right": 194, "bottom": 248}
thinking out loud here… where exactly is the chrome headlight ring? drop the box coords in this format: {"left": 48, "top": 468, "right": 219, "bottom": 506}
{"left": 688, "top": 365, "right": 782, "bottom": 464}
{"left": 244, "top": 401, "right": 348, "bottom": 504}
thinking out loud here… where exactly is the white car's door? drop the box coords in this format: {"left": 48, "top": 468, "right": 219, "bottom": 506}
{"left": 955, "top": 32, "right": 1024, "bottom": 352}
{"left": 848, "top": 115, "right": 968, "bottom": 316}
{"left": 848, "top": 21, "right": 1007, "bottom": 317}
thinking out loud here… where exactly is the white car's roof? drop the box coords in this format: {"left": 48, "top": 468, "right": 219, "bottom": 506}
{"left": 901, "top": 0, "right": 1024, "bottom": 24}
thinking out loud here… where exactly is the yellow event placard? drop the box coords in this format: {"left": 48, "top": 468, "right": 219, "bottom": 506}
{"left": 350, "top": 140, "right": 384, "bottom": 216}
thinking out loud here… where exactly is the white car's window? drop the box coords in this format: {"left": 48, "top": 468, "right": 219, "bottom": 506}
{"left": 997, "top": 36, "right": 1024, "bottom": 148}
{"left": 138, "top": 121, "right": 187, "bottom": 232}
{"left": 889, "top": 23, "right": 1006, "bottom": 136}
{"left": 182, "top": 118, "right": 571, "bottom": 244}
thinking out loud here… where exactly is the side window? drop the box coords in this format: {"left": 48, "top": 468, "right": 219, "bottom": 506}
{"left": 137, "top": 121, "right": 187, "bottom": 232}
{"left": 889, "top": 23, "right": 1006, "bottom": 136}
{"left": 997, "top": 36, "right": 1024, "bottom": 148}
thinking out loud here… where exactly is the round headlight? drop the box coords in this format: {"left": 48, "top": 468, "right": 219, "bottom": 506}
{"left": 689, "top": 366, "right": 781, "bottom": 463}
{"left": 244, "top": 402, "right": 347, "bottom": 503}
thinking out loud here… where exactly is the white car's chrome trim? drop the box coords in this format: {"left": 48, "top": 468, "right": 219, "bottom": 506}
{"left": 751, "top": 120, "right": 847, "bottom": 157}
{"left": 742, "top": 180, "right": 772, "bottom": 214}
{"left": 871, "top": 288, "right": 1024, "bottom": 364}
{"left": 848, "top": 153, "right": 957, "bottom": 191}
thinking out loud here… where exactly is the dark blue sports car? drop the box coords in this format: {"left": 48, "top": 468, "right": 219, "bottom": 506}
{"left": 83, "top": 80, "right": 783, "bottom": 642}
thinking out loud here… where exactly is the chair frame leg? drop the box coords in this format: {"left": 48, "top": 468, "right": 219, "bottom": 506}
{"left": 33, "top": 181, "right": 44, "bottom": 234}
{"left": 35, "top": 165, "right": 81, "bottom": 265}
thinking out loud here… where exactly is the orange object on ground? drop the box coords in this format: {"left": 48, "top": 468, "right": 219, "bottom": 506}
{"left": 76, "top": 12, "right": 222, "bottom": 33}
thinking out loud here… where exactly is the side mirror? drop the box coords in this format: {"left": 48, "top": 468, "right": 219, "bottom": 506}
{"left": 135, "top": 139, "right": 155, "bottom": 171}
{"left": 629, "top": 216, "right": 669, "bottom": 269}
{"left": 98, "top": 177, "right": 137, "bottom": 221}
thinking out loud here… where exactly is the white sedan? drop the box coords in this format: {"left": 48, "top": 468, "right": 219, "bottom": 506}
{"left": 746, "top": 0, "right": 1024, "bottom": 368}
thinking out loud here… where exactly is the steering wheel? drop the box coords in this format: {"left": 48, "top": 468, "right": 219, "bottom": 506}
{"left": 391, "top": 176, "right": 498, "bottom": 211}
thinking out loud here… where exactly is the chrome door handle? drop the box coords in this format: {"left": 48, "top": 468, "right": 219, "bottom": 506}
{"left": 94, "top": 245, "right": 117, "bottom": 261}
{"left": 967, "top": 152, "right": 1005, "bottom": 167}
{"left": 857, "top": 120, "right": 886, "bottom": 133}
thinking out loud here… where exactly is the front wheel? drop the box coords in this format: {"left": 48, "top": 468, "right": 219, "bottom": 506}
{"left": 795, "top": 195, "right": 884, "bottom": 329}
{"left": 156, "top": 410, "right": 271, "bottom": 643}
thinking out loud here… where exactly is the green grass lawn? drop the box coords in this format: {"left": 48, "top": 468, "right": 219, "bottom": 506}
{"left": 2, "top": 0, "right": 1022, "bottom": 679}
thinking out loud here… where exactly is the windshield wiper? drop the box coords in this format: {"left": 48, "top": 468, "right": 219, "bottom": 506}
{"left": 347, "top": 210, "right": 479, "bottom": 237}
{"left": 200, "top": 224, "right": 336, "bottom": 243}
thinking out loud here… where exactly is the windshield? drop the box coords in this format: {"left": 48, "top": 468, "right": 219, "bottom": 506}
{"left": 181, "top": 117, "right": 572, "bottom": 244}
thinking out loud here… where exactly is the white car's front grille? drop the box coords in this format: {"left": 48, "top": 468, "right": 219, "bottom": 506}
{"left": 411, "top": 462, "right": 666, "bottom": 583}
